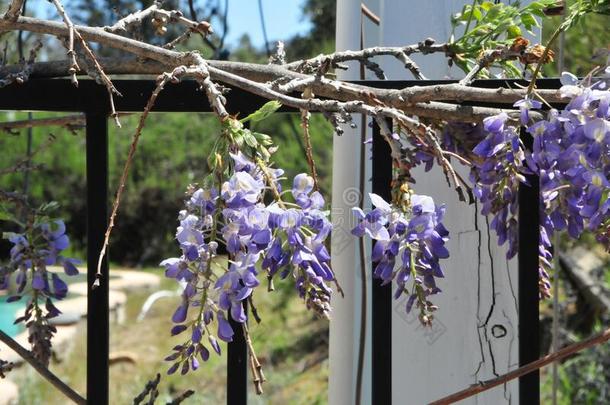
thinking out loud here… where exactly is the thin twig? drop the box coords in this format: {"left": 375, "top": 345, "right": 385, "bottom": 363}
{"left": 299, "top": 88, "right": 319, "bottom": 191}
{"left": 0, "top": 329, "right": 86, "bottom": 404}
{"left": 48, "top": 0, "right": 78, "bottom": 85}
{"left": 429, "top": 327, "right": 610, "bottom": 405}
{"left": 0, "top": 189, "right": 31, "bottom": 212}
{"left": 0, "top": 114, "right": 84, "bottom": 132}
{"left": 3, "top": 0, "right": 25, "bottom": 21}
{"left": 286, "top": 40, "right": 448, "bottom": 70}
{"left": 104, "top": 4, "right": 157, "bottom": 33}
{"left": 242, "top": 323, "right": 265, "bottom": 395}
{"left": 166, "top": 389, "right": 195, "bottom": 404}
{"left": 0, "top": 133, "right": 56, "bottom": 175}
{"left": 49, "top": 0, "right": 123, "bottom": 124}
{"left": 162, "top": 30, "right": 192, "bottom": 49}
{"left": 0, "top": 40, "right": 41, "bottom": 87}
{"left": 95, "top": 68, "right": 180, "bottom": 285}
{"left": 247, "top": 295, "right": 262, "bottom": 324}
{"left": 132, "top": 373, "right": 160, "bottom": 405}
{"left": 527, "top": 25, "right": 563, "bottom": 96}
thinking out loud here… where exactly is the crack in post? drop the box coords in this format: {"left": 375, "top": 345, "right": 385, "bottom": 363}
{"left": 483, "top": 215, "right": 499, "bottom": 377}
{"left": 506, "top": 258, "right": 519, "bottom": 313}
{"left": 473, "top": 199, "right": 486, "bottom": 378}
{"left": 502, "top": 309, "right": 515, "bottom": 403}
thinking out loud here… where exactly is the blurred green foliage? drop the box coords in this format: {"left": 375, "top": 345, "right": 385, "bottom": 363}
{"left": 543, "top": 0, "right": 610, "bottom": 76}
{"left": 449, "top": 0, "right": 557, "bottom": 77}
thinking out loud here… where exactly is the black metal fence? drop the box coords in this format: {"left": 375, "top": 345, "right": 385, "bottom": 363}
{"left": 0, "top": 78, "right": 562, "bottom": 404}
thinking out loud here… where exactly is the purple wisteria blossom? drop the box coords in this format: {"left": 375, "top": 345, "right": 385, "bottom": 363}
{"left": 352, "top": 192, "right": 449, "bottom": 324}
{"left": 470, "top": 112, "right": 526, "bottom": 260}
{"left": 527, "top": 77, "right": 610, "bottom": 297}
{"left": 1, "top": 219, "right": 79, "bottom": 301}
{"left": 161, "top": 149, "right": 336, "bottom": 375}
{"left": 0, "top": 218, "right": 79, "bottom": 365}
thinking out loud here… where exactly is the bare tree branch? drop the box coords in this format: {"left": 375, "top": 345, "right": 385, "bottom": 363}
{"left": 0, "top": 329, "right": 86, "bottom": 404}
{"left": 0, "top": 40, "right": 41, "bottom": 87}
{"left": 105, "top": 4, "right": 212, "bottom": 36}
{"left": 0, "top": 114, "right": 84, "bottom": 132}
{"left": 3, "top": 0, "right": 25, "bottom": 21}
{"left": 285, "top": 39, "right": 448, "bottom": 71}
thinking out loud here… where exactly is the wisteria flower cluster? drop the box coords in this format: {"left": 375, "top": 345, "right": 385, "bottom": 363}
{"left": 160, "top": 149, "right": 335, "bottom": 377}
{"left": 0, "top": 217, "right": 79, "bottom": 365}
{"left": 526, "top": 74, "right": 610, "bottom": 296}
{"left": 470, "top": 111, "right": 528, "bottom": 261}
{"left": 351, "top": 191, "right": 449, "bottom": 324}
{"left": 446, "top": 74, "right": 610, "bottom": 298}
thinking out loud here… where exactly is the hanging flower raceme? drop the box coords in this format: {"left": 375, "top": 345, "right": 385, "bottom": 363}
{"left": 352, "top": 192, "right": 449, "bottom": 325}
{"left": 0, "top": 218, "right": 80, "bottom": 365}
{"left": 470, "top": 112, "right": 527, "bottom": 261}
{"left": 526, "top": 74, "right": 610, "bottom": 296}
{"left": 161, "top": 148, "right": 336, "bottom": 375}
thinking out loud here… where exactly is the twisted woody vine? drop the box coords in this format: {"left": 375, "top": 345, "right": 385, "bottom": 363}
{"left": 0, "top": 0, "right": 609, "bottom": 403}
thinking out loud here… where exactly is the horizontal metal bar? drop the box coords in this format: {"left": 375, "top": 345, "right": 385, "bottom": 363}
{"left": 0, "top": 78, "right": 562, "bottom": 113}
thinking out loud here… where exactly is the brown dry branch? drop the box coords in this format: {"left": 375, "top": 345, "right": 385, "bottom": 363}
{"left": 0, "top": 17, "right": 566, "bottom": 115}
{"left": 94, "top": 67, "right": 182, "bottom": 283}
{"left": 132, "top": 373, "right": 160, "bottom": 405}
{"left": 0, "top": 133, "right": 56, "bottom": 175}
{"left": 0, "top": 161, "right": 43, "bottom": 175}
{"left": 299, "top": 87, "right": 319, "bottom": 191}
{"left": 0, "top": 189, "right": 31, "bottom": 213}
{"left": 163, "top": 30, "right": 192, "bottom": 50}
{"left": 104, "top": 4, "right": 158, "bottom": 33}
{"left": 429, "top": 327, "right": 610, "bottom": 405}
{"left": 105, "top": 3, "right": 212, "bottom": 37}
{"left": 242, "top": 323, "right": 265, "bottom": 395}
{"left": 0, "top": 329, "right": 86, "bottom": 404}
{"left": 285, "top": 39, "right": 445, "bottom": 76}
{"left": 0, "top": 114, "right": 84, "bottom": 132}
{"left": 95, "top": 62, "right": 228, "bottom": 281}
{"left": 3, "top": 0, "right": 24, "bottom": 21}
{"left": 48, "top": 0, "right": 78, "bottom": 85}
{"left": 48, "top": 0, "right": 122, "bottom": 125}
{"left": 459, "top": 47, "right": 522, "bottom": 86}
{"left": 166, "top": 389, "right": 195, "bottom": 405}
{"left": 0, "top": 40, "right": 42, "bottom": 87}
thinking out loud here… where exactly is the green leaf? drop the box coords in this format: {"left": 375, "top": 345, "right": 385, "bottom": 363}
{"left": 0, "top": 205, "right": 12, "bottom": 221}
{"left": 520, "top": 12, "right": 539, "bottom": 29}
{"left": 480, "top": 1, "right": 495, "bottom": 11}
{"left": 507, "top": 25, "right": 522, "bottom": 38}
{"left": 2, "top": 232, "right": 20, "bottom": 240}
{"left": 240, "top": 101, "right": 282, "bottom": 123}
{"left": 486, "top": 4, "right": 505, "bottom": 20}
{"left": 253, "top": 132, "right": 274, "bottom": 146}
{"left": 233, "top": 132, "right": 244, "bottom": 148}
{"left": 242, "top": 131, "right": 258, "bottom": 148}
{"left": 472, "top": 7, "right": 483, "bottom": 21}
{"left": 38, "top": 201, "right": 59, "bottom": 213}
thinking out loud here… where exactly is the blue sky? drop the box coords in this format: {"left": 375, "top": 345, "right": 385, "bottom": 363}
{"left": 34, "top": 0, "right": 313, "bottom": 50}
{"left": 224, "top": 0, "right": 312, "bottom": 48}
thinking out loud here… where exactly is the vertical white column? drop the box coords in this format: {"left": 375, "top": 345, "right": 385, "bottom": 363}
{"left": 329, "top": 0, "right": 363, "bottom": 403}
{"left": 329, "top": 1, "right": 379, "bottom": 404}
